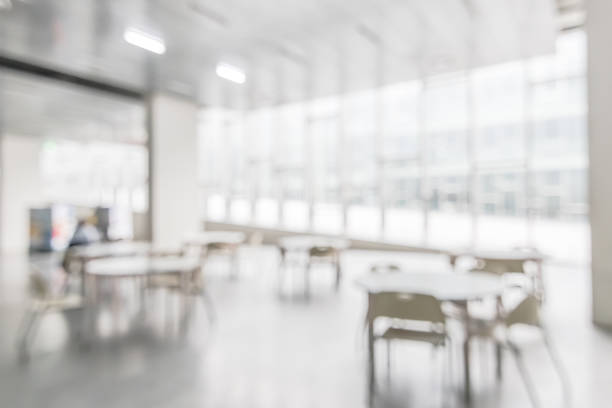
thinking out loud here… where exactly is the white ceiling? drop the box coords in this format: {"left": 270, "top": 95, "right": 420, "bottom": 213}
{"left": 0, "top": 0, "right": 577, "bottom": 138}
{"left": 0, "top": 69, "right": 145, "bottom": 143}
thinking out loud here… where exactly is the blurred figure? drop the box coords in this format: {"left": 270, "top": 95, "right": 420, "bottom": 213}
{"left": 68, "top": 216, "right": 101, "bottom": 247}
{"left": 61, "top": 216, "right": 102, "bottom": 281}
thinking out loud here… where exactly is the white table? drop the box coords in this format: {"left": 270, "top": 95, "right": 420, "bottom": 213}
{"left": 69, "top": 241, "right": 153, "bottom": 262}
{"left": 277, "top": 235, "right": 350, "bottom": 297}
{"left": 186, "top": 231, "right": 246, "bottom": 247}
{"left": 447, "top": 248, "right": 544, "bottom": 267}
{"left": 86, "top": 255, "right": 200, "bottom": 278}
{"left": 84, "top": 255, "right": 201, "bottom": 337}
{"left": 66, "top": 241, "right": 154, "bottom": 296}
{"left": 278, "top": 235, "right": 350, "bottom": 252}
{"left": 355, "top": 271, "right": 503, "bottom": 301}
{"left": 356, "top": 270, "right": 504, "bottom": 404}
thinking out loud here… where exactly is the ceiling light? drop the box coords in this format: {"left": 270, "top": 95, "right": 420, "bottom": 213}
{"left": 123, "top": 27, "right": 166, "bottom": 55}
{"left": 215, "top": 62, "right": 246, "bottom": 84}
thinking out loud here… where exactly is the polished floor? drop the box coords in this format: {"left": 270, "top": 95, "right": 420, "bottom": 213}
{"left": 0, "top": 247, "right": 610, "bottom": 408}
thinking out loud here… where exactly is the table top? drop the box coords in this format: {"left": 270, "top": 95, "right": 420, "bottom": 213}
{"left": 187, "top": 231, "right": 246, "bottom": 246}
{"left": 278, "top": 235, "right": 350, "bottom": 251}
{"left": 448, "top": 248, "right": 545, "bottom": 262}
{"left": 355, "top": 270, "right": 504, "bottom": 301}
{"left": 69, "top": 241, "right": 152, "bottom": 260}
{"left": 85, "top": 255, "right": 200, "bottom": 277}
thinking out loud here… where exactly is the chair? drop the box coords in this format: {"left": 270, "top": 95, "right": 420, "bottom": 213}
{"left": 369, "top": 263, "right": 401, "bottom": 275}
{"left": 472, "top": 257, "right": 543, "bottom": 300}
{"left": 458, "top": 258, "right": 529, "bottom": 382}
{"left": 202, "top": 241, "right": 241, "bottom": 279}
{"left": 365, "top": 292, "right": 449, "bottom": 407}
{"left": 304, "top": 246, "right": 342, "bottom": 297}
{"left": 16, "top": 266, "right": 82, "bottom": 361}
{"left": 501, "top": 295, "right": 571, "bottom": 408}
{"left": 146, "top": 251, "right": 215, "bottom": 323}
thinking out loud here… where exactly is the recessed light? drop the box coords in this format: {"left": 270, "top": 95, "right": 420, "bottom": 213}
{"left": 123, "top": 27, "right": 166, "bottom": 55}
{"left": 215, "top": 62, "right": 246, "bottom": 84}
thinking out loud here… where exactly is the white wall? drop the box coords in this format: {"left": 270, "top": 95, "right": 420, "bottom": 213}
{"left": 0, "top": 135, "right": 43, "bottom": 254}
{"left": 588, "top": 0, "right": 612, "bottom": 326}
{"left": 149, "top": 93, "right": 200, "bottom": 247}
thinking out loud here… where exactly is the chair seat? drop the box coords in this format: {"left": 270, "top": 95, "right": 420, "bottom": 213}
{"left": 33, "top": 294, "right": 83, "bottom": 311}
{"left": 147, "top": 275, "right": 205, "bottom": 296}
{"left": 148, "top": 274, "right": 182, "bottom": 288}
{"left": 380, "top": 327, "right": 446, "bottom": 345}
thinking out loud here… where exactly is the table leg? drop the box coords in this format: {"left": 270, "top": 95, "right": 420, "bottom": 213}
{"left": 179, "top": 272, "right": 190, "bottom": 337}
{"left": 230, "top": 247, "right": 239, "bottom": 280}
{"left": 304, "top": 258, "right": 311, "bottom": 299}
{"left": 496, "top": 342, "right": 503, "bottom": 381}
{"left": 536, "top": 260, "right": 545, "bottom": 302}
{"left": 334, "top": 253, "right": 341, "bottom": 291}
{"left": 455, "top": 300, "right": 472, "bottom": 405}
{"left": 79, "top": 260, "right": 87, "bottom": 297}
{"left": 139, "top": 275, "right": 147, "bottom": 320}
{"left": 83, "top": 274, "right": 97, "bottom": 344}
{"left": 463, "top": 335, "right": 472, "bottom": 405}
{"left": 367, "top": 319, "right": 375, "bottom": 408}
{"left": 278, "top": 248, "right": 286, "bottom": 296}
{"left": 112, "top": 278, "right": 120, "bottom": 334}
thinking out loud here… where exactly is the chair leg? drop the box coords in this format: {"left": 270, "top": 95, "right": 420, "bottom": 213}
{"left": 334, "top": 255, "right": 341, "bottom": 291}
{"left": 541, "top": 330, "right": 572, "bottom": 408}
{"left": 230, "top": 249, "right": 239, "bottom": 280}
{"left": 446, "top": 337, "right": 454, "bottom": 389}
{"left": 200, "top": 287, "right": 216, "bottom": 323}
{"left": 439, "top": 343, "right": 448, "bottom": 408}
{"left": 21, "top": 309, "right": 45, "bottom": 361}
{"left": 508, "top": 341, "right": 540, "bottom": 408}
{"left": 304, "top": 260, "right": 311, "bottom": 299}
{"left": 278, "top": 254, "right": 286, "bottom": 296}
{"left": 16, "top": 309, "right": 37, "bottom": 361}
{"left": 165, "top": 290, "right": 173, "bottom": 334}
{"left": 495, "top": 341, "right": 503, "bottom": 381}
{"left": 367, "top": 323, "right": 375, "bottom": 408}
{"left": 386, "top": 340, "right": 391, "bottom": 387}
{"left": 444, "top": 338, "right": 454, "bottom": 408}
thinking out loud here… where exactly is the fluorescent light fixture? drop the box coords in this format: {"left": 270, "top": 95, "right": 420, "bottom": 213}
{"left": 215, "top": 62, "right": 246, "bottom": 84}
{"left": 123, "top": 27, "right": 166, "bottom": 55}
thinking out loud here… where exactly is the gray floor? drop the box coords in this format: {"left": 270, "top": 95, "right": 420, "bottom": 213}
{"left": 0, "top": 247, "right": 610, "bottom": 408}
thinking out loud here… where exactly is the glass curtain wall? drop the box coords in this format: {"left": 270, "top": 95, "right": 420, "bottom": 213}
{"left": 40, "top": 140, "right": 148, "bottom": 213}
{"left": 199, "top": 30, "right": 588, "bottom": 263}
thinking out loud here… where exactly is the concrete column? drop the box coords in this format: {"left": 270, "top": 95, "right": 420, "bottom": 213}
{"left": 0, "top": 135, "right": 42, "bottom": 254}
{"left": 588, "top": 0, "right": 612, "bottom": 326}
{"left": 148, "top": 93, "right": 200, "bottom": 247}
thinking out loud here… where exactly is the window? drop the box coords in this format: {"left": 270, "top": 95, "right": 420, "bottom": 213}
{"left": 197, "top": 30, "right": 588, "bottom": 263}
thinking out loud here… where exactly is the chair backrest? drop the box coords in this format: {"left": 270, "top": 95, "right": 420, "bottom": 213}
{"left": 369, "top": 263, "right": 401, "bottom": 275}
{"left": 473, "top": 258, "right": 526, "bottom": 275}
{"left": 367, "top": 292, "right": 446, "bottom": 325}
{"left": 309, "top": 246, "right": 336, "bottom": 257}
{"left": 505, "top": 295, "right": 541, "bottom": 328}
{"left": 29, "top": 266, "right": 50, "bottom": 300}
{"left": 207, "top": 242, "right": 229, "bottom": 251}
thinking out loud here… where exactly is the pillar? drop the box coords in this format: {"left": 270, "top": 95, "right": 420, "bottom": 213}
{"left": 148, "top": 93, "right": 200, "bottom": 247}
{"left": 587, "top": 0, "right": 612, "bottom": 326}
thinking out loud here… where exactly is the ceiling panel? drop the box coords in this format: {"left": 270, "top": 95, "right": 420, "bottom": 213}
{"left": 0, "top": 69, "right": 145, "bottom": 142}
{"left": 0, "top": 0, "right": 563, "bottom": 111}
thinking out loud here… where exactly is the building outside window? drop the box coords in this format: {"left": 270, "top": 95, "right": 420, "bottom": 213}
{"left": 198, "top": 30, "right": 588, "bottom": 264}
